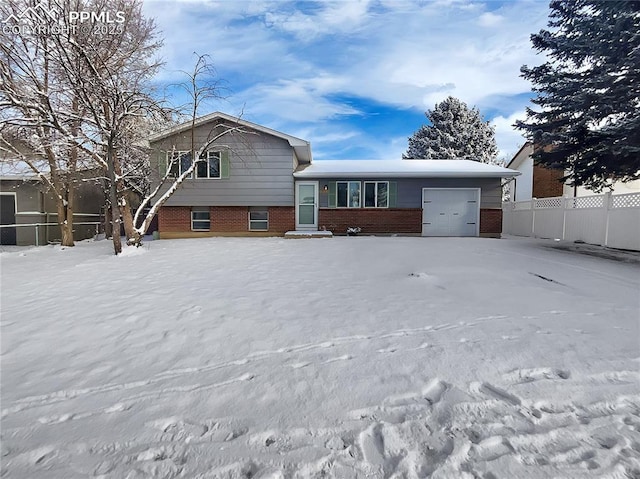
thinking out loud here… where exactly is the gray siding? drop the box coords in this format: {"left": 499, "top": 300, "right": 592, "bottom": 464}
{"left": 313, "top": 177, "right": 502, "bottom": 209}
{"left": 2, "top": 174, "right": 103, "bottom": 214}
{"left": 2, "top": 177, "right": 102, "bottom": 245}
{"left": 394, "top": 178, "right": 502, "bottom": 209}
{"left": 151, "top": 124, "right": 295, "bottom": 207}
{"left": 1, "top": 180, "right": 42, "bottom": 212}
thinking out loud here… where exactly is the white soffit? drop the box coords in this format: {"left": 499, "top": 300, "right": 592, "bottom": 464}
{"left": 294, "top": 159, "right": 521, "bottom": 178}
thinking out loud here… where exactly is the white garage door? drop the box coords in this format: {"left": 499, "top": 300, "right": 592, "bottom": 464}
{"left": 422, "top": 188, "right": 480, "bottom": 237}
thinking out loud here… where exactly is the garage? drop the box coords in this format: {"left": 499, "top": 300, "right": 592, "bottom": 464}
{"left": 422, "top": 188, "right": 480, "bottom": 236}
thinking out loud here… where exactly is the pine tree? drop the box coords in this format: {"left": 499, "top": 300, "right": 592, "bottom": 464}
{"left": 516, "top": 0, "right": 640, "bottom": 191}
{"left": 404, "top": 96, "right": 498, "bottom": 162}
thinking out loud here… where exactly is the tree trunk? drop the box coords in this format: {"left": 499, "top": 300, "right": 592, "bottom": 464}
{"left": 111, "top": 200, "right": 122, "bottom": 254}
{"left": 107, "top": 138, "right": 122, "bottom": 254}
{"left": 57, "top": 198, "right": 75, "bottom": 247}
{"left": 120, "top": 195, "right": 137, "bottom": 245}
{"left": 103, "top": 206, "right": 111, "bottom": 238}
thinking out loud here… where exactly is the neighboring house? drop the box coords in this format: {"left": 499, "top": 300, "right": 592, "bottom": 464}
{"left": 0, "top": 161, "right": 103, "bottom": 245}
{"left": 507, "top": 142, "right": 563, "bottom": 201}
{"left": 507, "top": 142, "right": 640, "bottom": 200}
{"left": 150, "top": 112, "right": 519, "bottom": 238}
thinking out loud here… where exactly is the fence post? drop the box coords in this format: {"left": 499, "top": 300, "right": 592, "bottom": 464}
{"left": 603, "top": 191, "right": 612, "bottom": 247}
{"left": 531, "top": 198, "right": 536, "bottom": 237}
{"left": 562, "top": 196, "right": 568, "bottom": 240}
{"left": 35, "top": 224, "right": 39, "bottom": 246}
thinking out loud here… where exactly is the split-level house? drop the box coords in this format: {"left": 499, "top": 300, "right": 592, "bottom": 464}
{"left": 150, "top": 112, "right": 519, "bottom": 238}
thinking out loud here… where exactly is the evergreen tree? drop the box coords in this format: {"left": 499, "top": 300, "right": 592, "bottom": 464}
{"left": 404, "top": 96, "right": 498, "bottom": 162}
{"left": 516, "top": 0, "right": 640, "bottom": 191}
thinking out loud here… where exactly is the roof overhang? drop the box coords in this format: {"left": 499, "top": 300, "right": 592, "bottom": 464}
{"left": 294, "top": 160, "right": 521, "bottom": 179}
{"left": 149, "top": 111, "right": 312, "bottom": 163}
{"left": 507, "top": 142, "right": 533, "bottom": 169}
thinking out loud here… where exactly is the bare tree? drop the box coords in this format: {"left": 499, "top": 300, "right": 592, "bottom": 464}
{"left": 131, "top": 55, "right": 253, "bottom": 247}
{"left": 47, "top": 0, "right": 163, "bottom": 254}
{"left": 0, "top": 0, "right": 105, "bottom": 246}
{"left": 2, "top": 3, "right": 251, "bottom": 253}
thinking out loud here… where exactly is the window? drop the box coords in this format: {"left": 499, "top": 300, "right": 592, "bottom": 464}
{"left": 167, "top": 151, "right": 192, "bottom": 178}
{"left": 337, "top": 181, "right": 361, "bottom": 208}
{"left": 329, "top": 181, "right": 396, "bottom": 209}
{"left": 249, "top": 209, "right": 268, "bottom": 231}
{"left": 364, "top": 181, "right": 389, "bottom": 208}
{"left": 191, "top": 209, "right": 210, "bottom": 231}
{"left": 196, "top": 151, "right": 221, "bottom": 179}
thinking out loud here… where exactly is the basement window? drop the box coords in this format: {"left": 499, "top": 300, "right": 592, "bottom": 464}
{"left": 191, "top": 208, "right": 210, "bottom": 231}
{"left": 249, "top": 209, "right": 268, "bottom": 231}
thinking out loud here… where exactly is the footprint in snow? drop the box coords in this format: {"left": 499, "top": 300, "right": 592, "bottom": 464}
{"left": 505, "top": 367, "right": 571, "bottom": 384}
{"left": 470, "top": 436, "right": 515, "bottom": 462}
{"left": 422, "top": 378, "right": 448, "bottom": 405}
{"left": 472, "top": 382, "right": 521, "bottom": 406}
{"left": 291, "top": 362, "right": 310, "bottom": 369}
{"left": 358, "top": 423, "right": 385, "bottom": 467}
{"left": 377, "top": 347, "right": 397, "bottom": 353}
{"left": 323, "top": 355, "right": 352, "bottom": 364}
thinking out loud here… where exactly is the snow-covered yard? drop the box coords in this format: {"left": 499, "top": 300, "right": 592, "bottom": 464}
{"left": 1, "top": 236, "right": 639, "bottom": 478}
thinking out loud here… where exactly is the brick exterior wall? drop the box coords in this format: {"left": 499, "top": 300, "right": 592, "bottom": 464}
{"left": 533, "top": 163, "right": 564, "bottom": 198}
{"left": 211, "top": 207, "right": 248, "bottom": 232}
{"left": 319, "top": 208, "right": 422, "bottom": 235}
{"left": 479, "top": 208, "right": 502, "bottom": 236}
{"left": 159, "top": 206, "right": 502, "bottom": 237}
{"left": 269, "top": 206, "right": 296, "bottom": 233}
{"left": 158, "top": 206, "right": 295, "bottom": 236}
{"left": 158, "top": 206, "right": 191, "bottom": 232}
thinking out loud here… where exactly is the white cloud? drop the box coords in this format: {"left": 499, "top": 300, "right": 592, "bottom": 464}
{"left": 264, "top": 0, "right": 374, "bottom": 41}
{"left": 478, "top": 12, "right": 504, "bottom": 27}
{"left": 491, "top": 110, "right": 528, "bottom": 161}
{"left": 239, "top": 77, "right": 360, "bottom": 123}
{"left": 142, "top": 0, "right": 550, "bottom": 159}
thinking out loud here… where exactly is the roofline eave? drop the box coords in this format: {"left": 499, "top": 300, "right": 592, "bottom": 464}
{"left": 293, "top": 172, "right": 521, "bottom": 179}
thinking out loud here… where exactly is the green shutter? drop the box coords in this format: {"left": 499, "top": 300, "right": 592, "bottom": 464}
{"left": 328, "top": 181, "right": 336, "bottom": 208}
{"left": 220, "top": 151, "right": 230, "bottom": 179}
{"left": 158, "top": 153, "right": 167, "bottom": 177}
{"left": 388, "top": 182, "right": 397, "bottom": 208}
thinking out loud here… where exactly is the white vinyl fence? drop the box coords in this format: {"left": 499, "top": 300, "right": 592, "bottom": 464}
{"left": 503, "top": 192, "right": 640, "bottom": 251}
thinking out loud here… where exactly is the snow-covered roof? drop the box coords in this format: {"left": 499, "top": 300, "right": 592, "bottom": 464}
{"left": 149, "top": 111, "right": 312, "bottom": 163}
{"left": 294, "top": 159, "right": 520, "bottom": 179}
{"left": 0, "top": 160, "right": 43, "bottom": 180}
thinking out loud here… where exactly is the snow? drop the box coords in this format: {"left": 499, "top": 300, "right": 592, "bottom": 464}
{"left": 404, "top": 96, "right": 498, "bottom": 163}
{"left": 1, "top": 236, "right": 639, "bottom": 478}
{"left": 294, "top": 159, "right": 520, "bottom": 178}
{"left": 284, "top": 230, "right": 333, "bottom": 238}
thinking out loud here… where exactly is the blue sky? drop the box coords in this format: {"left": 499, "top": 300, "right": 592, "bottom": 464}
{"left": 142, "top": 0, "right": 551, "bottom": 162}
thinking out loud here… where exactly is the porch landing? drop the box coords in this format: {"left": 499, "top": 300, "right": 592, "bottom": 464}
{"left": 284, "top": 230, "right": 333, "bottom": 239}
